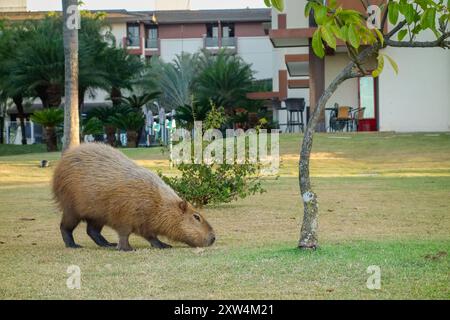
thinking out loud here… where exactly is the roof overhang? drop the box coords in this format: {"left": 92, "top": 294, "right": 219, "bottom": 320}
{"left": 285, "top": 54, "right": 309, "bottom": 77}
{"left": 269, "top": 27, "right": 316, "bottom": 48}
{"left": 288, "top": 79, "right": 309, "bottom": 89}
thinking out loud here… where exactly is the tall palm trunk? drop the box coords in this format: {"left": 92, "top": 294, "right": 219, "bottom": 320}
{"left": 110, "top": 87, "right": 122, "bottom": 107}
{"left": 126, "top": 130, "right": 138, "bottom": 148}
{"left": 12, "top": 95, "right": 27, "bottom": 145}
{"left": 62, "top": 0, "right": 80, "bottom": 152}
{"left": 44, "top": 126, "right": 58, "bottom": 152}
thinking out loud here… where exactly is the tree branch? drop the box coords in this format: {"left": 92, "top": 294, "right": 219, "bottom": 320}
{"left": 385, "top": 32, "right": 450, "bottom": 48}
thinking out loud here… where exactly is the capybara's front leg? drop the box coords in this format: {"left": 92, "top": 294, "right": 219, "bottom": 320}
{"left": 148, "top": 236, "right": 172, "bottom": 249}
{"left": 117, "top": 233, "right": 133, "bottom": 251}
{"left": 86, "top": 220, "right": 117, "bottom": 248}
{"left": 60, "top": 208, "right": 82, "bottom": 248}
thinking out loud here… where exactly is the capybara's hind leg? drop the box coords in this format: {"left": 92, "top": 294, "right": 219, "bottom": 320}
{"left": 117, "top": 232, "right": 133, "bottom": 251}
{"left": 148, "top": 236, "right": 172, "bottom": 249}
{"left": 60, "top": 209, "right": 82, "bottom": 248}
{"left": 86, "top": 220, "right": 117, "bottom": 247}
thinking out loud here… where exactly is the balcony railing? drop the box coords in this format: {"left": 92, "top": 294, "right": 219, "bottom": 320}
{"left": 145, "top": 38, "right": 158, "bottom": 49}
{"left": 126, "top": 36, "right": 140, "bottom": 47}
{"left": 221, "top": 37, "right": 236, "bottom": 48}
{"left": 205, "top": 37, "right": 219, "bottom": 48}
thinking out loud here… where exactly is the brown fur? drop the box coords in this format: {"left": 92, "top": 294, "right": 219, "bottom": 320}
{"left": 52, "top": 143, "right": 215, "bottom": 250}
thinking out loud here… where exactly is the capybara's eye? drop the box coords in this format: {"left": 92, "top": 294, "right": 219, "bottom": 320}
{"left": 193, "top": 214, "right": 201, "bottom": 221}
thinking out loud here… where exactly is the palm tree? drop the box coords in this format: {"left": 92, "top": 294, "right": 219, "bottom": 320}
{"left": 30, "top": 108, "right": 64, "bottom": 151}
{"left": 87, "top": 105, "right": 131, "bottom": 146}
{"left": 196, "top": 49, "right": 254, "bottom": 115}
{"left": 82, "top": 116, "right": 104, "bottom": 141}
{"left": 109, "top": 111, "right": 145, "bottom": 148}
{"left": 119, "top": 92, "right": 160, "bottom": 111}
{"left": 62, "top": 0, "right": 80, "bottom": 151}
{"left": 0, "top": 23, "right": 31, "bottom": 144}
{"left": 101, "top": 47, "right": 143, "bottom": 107}
{"left": 142, "top": 53, "right": 199, "bottom": 110}
{"left": 7, "top": 18, "right": 65, "bottom": 108}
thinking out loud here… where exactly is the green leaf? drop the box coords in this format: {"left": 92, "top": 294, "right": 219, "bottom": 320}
{"left": 420, "top": 8, "right": 436, "bottom": 29}
{"left": 264, "top": 0, "right": 271, "bottom": 8}
{"left": 372, "top": 54, "right": 384, "bottom": 78}
{"left": 373, "top": 28, "right": 384, "bottom": 46}
{"left": 347, "top": 24, "right": 360, "bottom": 49}
{"left": 271, "top": 0, "right": 284, "bottom": 12}
{"left": 397, "top": 29, "right": 408, "bottom": 41}
{"left": 312, "top": 28, "right": 325, "bottom": 58}
{"left": 314, "top": 6, "right": 328, "bottom": 25}
{"left": 304, "top": 1, "right": 315, "bottom": 18}
{"left": 320, "top": 25, "right": 336, "bottom": 49}
{"left": 402, "top": 4, "right": 415, "bottom": 24}
{"left": 340, "top": 25, "right": 348, "bottom": 41}
{"left": 330, "top": 24, "right": 343, "bottom": 39}
{"left": 388, "top": 2, "right": 399, "bottom": 25}
{"left": 383, "top": 54, "right": 398, "bottom": 75}
{"left": 329, "top": 0, "right": 337, "bottom": 9}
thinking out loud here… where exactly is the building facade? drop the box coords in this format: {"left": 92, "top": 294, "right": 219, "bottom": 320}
{"left": 260, "top": 0, "right": 450, "bottom": 132}
{"left": 0, "top": 8, "right": 273, "bottom": 144}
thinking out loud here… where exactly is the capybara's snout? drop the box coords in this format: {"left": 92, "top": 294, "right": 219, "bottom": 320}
{"left": 207, "top": 232, "right": 216, "bottom": 246}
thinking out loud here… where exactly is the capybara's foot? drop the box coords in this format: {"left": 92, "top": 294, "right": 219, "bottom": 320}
{"left": 117, "top": 244, "right": 134, "bottom": 251}
{"left": 67, "top": 244, "right": 83, "bottom": 249}
{"left": 61, "top": 225, "right": 82, "bottom": 249}
{"left": 105, "top": 242, "right": 117, "bottom": 247}
{"left": 117, "top": 234, "right": 133, "bottom": 251}
{"left": 87, "top": 222, "right": 116, "bottom": 248}
{"left": 149, "top": 237, "right": 172, "bottom": 249}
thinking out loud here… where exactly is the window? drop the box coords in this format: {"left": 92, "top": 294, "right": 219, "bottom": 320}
{"left": 222, "top": 23, "right": 235, "bottom": 38}
{"left": 359, "top": 77, "right": 376, "bottom": 119}
{"left": 145, "top": 25, "right": 158, "bottom": 49}
{"left": 206, "top": 23, "right": 219, "bottom": 38}
{"left": 221, "top": 23, "right": 235, "bottom": 47}
{"left": 126, "top": 23, "right": 140, "bottom": 47}
{"left": 206, "top": 23, "right": 219, "bottom": 47}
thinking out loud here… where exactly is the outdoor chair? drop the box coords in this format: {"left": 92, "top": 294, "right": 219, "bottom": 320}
{"left": 285, "top": 98, "right": 305, "bottom": 133}
{"left": 351, "top": 107, "right": 366, "bottom": 131}
{"left": 336, "top": 106, "right": 353, "bottom": 132}
{"left": 271, "top": 98, "right": 287, "bottom": 132}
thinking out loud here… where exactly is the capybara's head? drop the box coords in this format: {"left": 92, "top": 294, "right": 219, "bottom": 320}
{"left": 176, "top": 200, "right": 215, "bottom": 247}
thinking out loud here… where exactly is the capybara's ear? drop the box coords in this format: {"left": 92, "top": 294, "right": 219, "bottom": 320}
{"left": 179, "top": 200, "right": 187, "bottom": 213}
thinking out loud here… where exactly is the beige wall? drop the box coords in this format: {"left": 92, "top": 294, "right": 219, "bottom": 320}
{"left": 379, "top": 46, "right": 450, "bottom": 132}
{"left": 110, "top": 23, "right": 127, "bottom": 48}
{"left": 0, "top": 0, "right": 26, "bottom": 12}
{"left": 324, "top": 54, "right": 359, "bottom": 108}
{"left": 271, "top": 0, "right": 308, "bottom": 29}
{"left": 238, "top": 36, "right": 273, "bottom": 80}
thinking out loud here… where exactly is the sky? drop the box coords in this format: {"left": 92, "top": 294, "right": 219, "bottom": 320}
{"left": 27, "top": 0, "right": 267, "bottom": 11}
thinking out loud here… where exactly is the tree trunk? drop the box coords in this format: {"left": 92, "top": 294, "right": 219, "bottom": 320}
{"left": 126, "top": 130, "right": 137, "bottom": 148}
{"left": 62, "top": 0, "right": 80, "bottom": 152}
{"left": 47, "top": 84, "right": 62, "bottom": 108}
{"left": 298, "top": 45, "right": 378, "bottom": 249}
{"left": 0, "top": 116, "right": 4, "bottom": 144}
{"left": 45, "top": 126, "right": 57, "bottom": 152}
{"left": 298, "top": 63, "right": 356, "bottom": 249}
{"left": 110, "top": 87, "right": 122, "bottom": 107}
{"left": 12, "top": 95, "right": 27, "bottom": 145}
{"left": 105, "top": 125, "right": 116, "bottom": 146}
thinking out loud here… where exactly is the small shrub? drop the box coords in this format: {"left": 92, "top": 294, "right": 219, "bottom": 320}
{"left": 159, "top": 162, "right": 265, "bottom": 207}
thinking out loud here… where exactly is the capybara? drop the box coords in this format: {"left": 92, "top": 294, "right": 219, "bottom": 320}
{"left": 52, "top": 143, "right": 215, "bottom": 251}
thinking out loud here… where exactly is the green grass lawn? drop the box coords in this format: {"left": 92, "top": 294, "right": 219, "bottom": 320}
{"left": 0, "top": 133, "right": 449, "bottom": 299}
